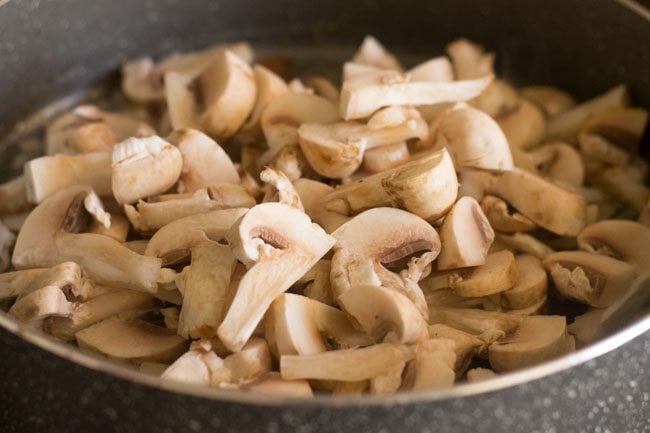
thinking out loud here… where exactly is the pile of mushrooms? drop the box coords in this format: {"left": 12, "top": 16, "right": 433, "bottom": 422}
{"left": 1, "top": 36, "right": 649, "bottom": 397}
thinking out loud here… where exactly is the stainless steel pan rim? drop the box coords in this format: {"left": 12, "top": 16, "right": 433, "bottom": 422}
{"left": 1, "top": 309, "right": 648, "bottom": 407}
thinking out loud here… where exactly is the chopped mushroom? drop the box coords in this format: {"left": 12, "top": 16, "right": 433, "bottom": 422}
{"left": 9, "top": 285, "right": 74, "bottom": 324}
{"left": 198, "top": 50, "right": 257, "bottom": 139}
{"left": 448, "top": 250, "right": 517, "bottom": 297}
{"left": 493, "top": 254, "right": 548, "bottom": 311}
{"left": 0, "top": 221, "right": 16, "bottom": 272}
{"left": 529, "top": 142, "right": 585, "bottom": 187}
{"left": 437, "top": 196, "right": 495, "bottom": 270}
{"left": 480, "top": 195, "right": 536, "bottom": 233}
{"left": 76, "top": 315, "right": 187, "bottom": 363}
{"left": 0, "top": 176, "right": 30, "bottom": 215}
{"left": 466, "top": 368, "right": 496, "bottom": 382}
{"left": 167, "top": 129, "right": 239, "bottom": 192}
{"left": 25, "top": 152, "right": 112, "bottom": 204}
{"left": 363, "top": 141, "right": 410, "bottom": 173}
{"left": 428, "top": 324, "right": 486, "bottom": 373}
{"left": 339, "top": 70, "right": 493, "bottom": 120}
{"left": 245, "top": 373, "right": 313, "bottom": 397}
{"left": 111, "top": 136, "right": 183, "bottom": 205}
{"left": 12, "top": 186, "right": 162, "bottom": 292}
{"left": 406, "top": 338, "right": 457, "bottom": 391}
{"left": 543, "top": 251, "right": 637, "bottom": 307}
{"left": 496, "top": 99, "right": 546, "bottom": 150}
{"left": 520, "top": 86, "right": 577, "bottom": 117}
{"left": 218, "top": 203, "right": 335, "bottom": 351}
{"left": 352, "top": 36, "right": 403, "bottom": 71}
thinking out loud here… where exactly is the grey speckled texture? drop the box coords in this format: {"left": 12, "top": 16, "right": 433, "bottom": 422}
{"left": 0, "top": 0, "right": 649, "bottom": 431}
{"left": 0, "top": 328, "right": 648, "bottom": 433}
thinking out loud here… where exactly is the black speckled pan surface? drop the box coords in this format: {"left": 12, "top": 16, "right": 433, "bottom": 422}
{"left": 0, "top": 0, "right": 649, "bottom": 432}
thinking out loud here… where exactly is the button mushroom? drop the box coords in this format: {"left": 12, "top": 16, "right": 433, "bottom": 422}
{"left": 111, "top": 136, "right": 183, "bottom": 205}
{"left": 330, "top": 207, "right": 440, "bottom": 316}
{"left": 198, "top": 50, "right": 257, "bottom": 139}
{"left": 480, "top": 195, "right": 536, "bottom": 233}
{"left": 12, "top": 186, "right": 162, "bottom": 292}
{"left": 430, "top": 105, "right": 514, "bottom": 171}
{"left": 437, "top": 196, "right": 495, "bottom": 270}
{"left": 486, "top": 168, "right": 587, "bottom": 236}
{"left": 25, "top": 152, "right": 113, "bottom": 204}
{"left": 218, "top": 203, "right": 335, "bottom": 351}
{"left": 167, "top": 129, "right": 239, "bottom": 192}
{"left": 448, "top": 250, "right": 517, "bottom": 298}
{"left": 543, "top": 251, "right": 637, "bottom": 308}
{"left": 577, "top": 220, "right": 650, "bottom": 272}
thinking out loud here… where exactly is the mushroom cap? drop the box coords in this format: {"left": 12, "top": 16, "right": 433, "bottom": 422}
{"left": 198, "top": 50, "right": 257, "bottom": 139}
{"left": 167, "top": 129, "right": 239, "bottom": 192}
{"left": 164, "top": 70, "right": 201, "bottom": 131}
{"left": 494, "top": 232, "right": 555, "bottom": 260}
{"left": 265, "top": 293, "right": 328, "bottom": 358}
{"left": 580, "top": 107, "right": 648, "bottom": 153}
{"left": 499, "top": 254, "right": 548, "bottom": 310}
{"left": 448, "top": 250, "right": 517, "bottom": 297}
{"left": 338, "top": 285, "right": 428, "bottom": 344}
{"left": 488, "top": 315, "right": 568, "bottom": 372}
{"left": 577, "top": 220, "right": 650, "bottom": 271}
{"left": 111, "top": 136, "right": 183, "bottom": 205}
{"left": 432, "top": 106, "right": 513, "bottom": 171}
{"left": 543, "top": 250, "right": 637, "bottom": 307}
{"left": 9, "top": 285, "right": 74, "bottom": 324}
{"left": 496, "top": 99, "right": 546, "bottom": 150}
{"left": 352, "top": 35, "right": 403, "bottom": 71}
{"left": 245, "top": 373, "right": 313, "bottom": 397}
{"left": 241, "top": 65, "right": 289, "bottom": 133}
{"left": 487, "top": 168, "right": 587, "bottom": 236}
{"left": 363, "top": 141, "right": 410, "bottom": 174}
{"left": 437, "top": 196, "right": 495, "bottom": 270}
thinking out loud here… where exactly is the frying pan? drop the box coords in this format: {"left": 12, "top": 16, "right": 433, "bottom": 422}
{"left": 0, "top": 0, "right": 649, "bottom": 432}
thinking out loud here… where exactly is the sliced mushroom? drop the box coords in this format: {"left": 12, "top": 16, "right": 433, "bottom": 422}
{"left": 494, "top": 232, "right": 555, "bottom": 260}
{"left": 408, "top": 57, "right": 454, "bottom": 83}
{"left": 427, "top": 324, "right": 486, "bottom": 373}
{"left": 161, "top": 350, "right": 215, "bottom": 385}
{"left": 470, "top": 79, "right": 519, "bottom": 118}
{"left": 265, "top": 293, "right": 329, "bottom": 357}
{"left": 0, "top": 268, "right": 48, "bottom": 301}
{"left": 579, "top": 134, "right": 631, "bottom": 167}
{"left": 75, "top": 315, "right": 187, "bottom": 363}
{"left": 342, "top": 61, "right": 385, "bottom": 82}
{"left": 457, "top": 169, "right": 496, "bottom": 202}
{"left": 9, "top": 285, "right": 74, "bottom": 324}
{"left": 338, "top": 285, "right": 428, "bottom": 344}
{"left": 545, "top": 85, "right": 629, "bottom": 144}
{"left": 111, "top": 136, "right": 183, "bottom": 205}
{"left": 0, "top": 221, "right": 16, "bottom": 272}
{"left": 424, "top": 286, "right": 484, "bottom": 310}
{"left": 164, "top": 70, "right": 201, "bottom": 130}
{"left": 293, "top": 179, "right": 334, "bottom": 218}
{"left": 430, "top": 105, "right": 514, "bottom": 171}
{"left": 339, "top": 70, "right": 493, "bottom": 120}
{"left": 595, "top": 167, "right": 650, "bottom": 212}
{"left": 280, "top": 343, "right": 412, "bottom": 381}
{"left": 579, "top": 107, "right": 648, "bottom": 153}
{"left": 486, "top": 168, "right": 587, "bottom": 236}
{"left": 448, "top": 250, "right": 517, "bottom": 297}
{"left": 145, "top": 208, "right": 248, "bottom": 265}
{"left": 330, "top": 207, "right": 440, "bottom": 316}
{"left": 466, "top": 367, "right": 496, "bottom": 382}
{"left": 480, "top": 195, "right": 536, "bottom": 233}
{"left": 260, "top": 167, "right": 304, "bottom": 211}
{"left": 578, "top": 220, "right": 650, "bottom": 271}
{"left": 126, "top": 187, "right": 254, "bottom": 233}
{"left": 265, "top": 144, "right": 311, "bottom": 182}
{"left": 437, "top": 197, "right": 495, "bottom": 270}
{"left": 363, "top": 142, "right": 410, "bottom": 174}
{"left": 0, "top": 176, "right": 30, "bottom": 216}
{"left": 87, "top": 213, "right": 130, "bottom": 242}
{"left": 543, "top": 251, "right": 637, "bottom": 308}
{"left": 520, "top": 86, "right": 577, "bottom": 117}
{"left": 494, "top": 254, "right": 548, "bottom": 310}
{"left": 298, "top": 117, "right": 427, "bottom": 178}
{"left": 176, "top": 241, "right": 237, "bottom": 339}
{"left": 261, "top": 92, "right": 339, "bottom": 152}
{"left": 302, "top": 260, "right": 336, "bottom": 306}
{"left": 167, "top": 129, "right": 239, "bottom": 192}
{"left": 325, "top": 148, "right": 458, "bottom": 222}
{"left": 407, "top": 338, "right": 456, "bottom": 391}
{"left": 352, "top": 35, "right": 402, "bottom": 71}
{"left": 369, "top": 361, "right": 406, "bottom": 394}
{"left": 488, "top": 315, "right": 569, "bottom": 372}
{"left": 25, "top": 152, "right": 112, "bottom": 204}
{"left": 301, "top": 76, "right": 340, "bottom": 105}
{"left": 428, "top": 308, "right": 522, "bottom": 344}
{"left": 245, "top": 372, "right": 313, "bottom": 397}
{"left": 212, "top": 338, "right": 273, "bottom": 385}
{"left": 198, "top": 50, "right": 257, "bottom": 139}
{"left": 238, "top": 65, "right": 289, "bottom": 136}
{"left": 529, "top": 142, "right": 585, "bottom": 187}
{"left": 496, "top": 99, "right": 546, "bottom": 150}
{"left": 44, "top": 289, "right": 154, "bottom": 341}
{"left": 446, "top": 38, "right": 493, "bottom": 80}
{"left": 218, "top": 203, "right": 335, "bottom": 351}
